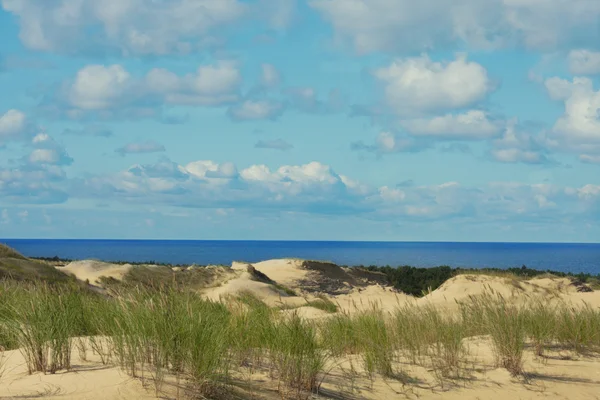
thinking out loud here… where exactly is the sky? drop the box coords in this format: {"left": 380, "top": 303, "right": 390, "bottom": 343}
{"left": 0, "top": 0, "right": 599, "bottom": 242}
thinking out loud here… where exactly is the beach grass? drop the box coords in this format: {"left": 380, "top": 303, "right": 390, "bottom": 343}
{"left": 1, "top": 277, "right": 600, "bottom": 397}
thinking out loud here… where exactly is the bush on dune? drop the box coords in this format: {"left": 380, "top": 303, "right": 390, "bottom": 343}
{"left": 364, "top": 264, "right": 600, "bottom": 297}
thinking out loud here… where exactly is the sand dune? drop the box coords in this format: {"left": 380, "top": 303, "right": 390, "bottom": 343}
{"left": 58, "top": 260, "right": 134, "bottom": 285}
{"left": 2, "top": 257, "right": 596, "bottom": 399}
{"left": 418, "top": 274, "right": 600, "bottom": 311}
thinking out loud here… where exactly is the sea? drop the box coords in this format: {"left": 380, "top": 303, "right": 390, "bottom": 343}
{"left": 2, "top": 239, "right": 600, "bottom": 275}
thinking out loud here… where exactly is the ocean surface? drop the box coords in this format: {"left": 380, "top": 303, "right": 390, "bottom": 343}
{"left": 2, "top": 239, "right": 600, "bottom": 274}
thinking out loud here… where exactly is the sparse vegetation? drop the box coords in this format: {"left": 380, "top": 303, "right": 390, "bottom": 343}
{"left": 1, "top": 245, "right": 600, "bottom": 398}
{"left": 305, "top": 294, "right": 338, "bottom": 313}
{"left": 364, "top": 264, "right": 600, "bottom": 297}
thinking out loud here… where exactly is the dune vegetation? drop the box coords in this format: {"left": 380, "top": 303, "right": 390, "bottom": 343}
{"left": 1, "top": 244, "right": 600, "bottom": 399}
{"left": 1, "top": 279, "right": 600, "bottom": 399}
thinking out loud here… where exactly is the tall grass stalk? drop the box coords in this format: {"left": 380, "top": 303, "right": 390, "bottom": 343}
{"left": 270, "top": 312, "right": 326, "bottom": 397}
{"left": 0, "top": 283, "right": 89, "bottom": 374}
{"left": 522, "top": 299, "right": 556, "bottom": 357}
{"left": 461, "top": 292, "right": 525, "bottom": 376}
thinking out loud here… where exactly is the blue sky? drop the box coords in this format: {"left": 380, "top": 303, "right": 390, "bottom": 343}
{"left": 0, "top": 0, "right": 599, "bottom": 242}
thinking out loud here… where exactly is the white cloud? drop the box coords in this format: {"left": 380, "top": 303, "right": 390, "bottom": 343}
{"left": 491, "top": 148, "right": 545, "bottom": 164}
{"left": 6, "top": 155, "right": 587, "bottom": 222}
{"left": 379, "top": 186, "right": 406, "bottom": 202}
{"left": 568, "top": 50, "right": 600, "bottom": 75}
{"left": 0, "top": 109, "right": 29, "bottom": 142}
{"left": 26, "top": 133, "right": 73, "bottom": 166}
{"left": 60, "top": 62, "right": 242, "bottom": 118}
{"left": 544, "top": 76, "right": 600, "bottom": 156}
{"left": 1, "top": 0, "right": 248, "bottom": 55}
{"left": 373, "top": 55, "right": 492, "bottom": 116}
{"left": 0, "top": 165, "right": 69, "bottom": 204}
{"left": 577, "top": 184, "right": 600, "bottom": 200}
{"left": 310, "top": 0, "right": 600, "bottom": 53}
{"left": 227, "top": 99, "right": 285, "bottom": 121}
{"left": 490, "top": 121, "right": 550, "bottom": 164}
{"left": 2, "top": 0, "right": 299, "bottom": 56}
{"left": 184, "top": 160, "right": 238, "bottom": 181}
{"left": 116, "top": 141, "right": 166, "bottom": 156}
{"left": 68, "top": 65, "right": 131, "bottom": 110}
{"left": 401, "top": 110, "right": 502, "bottom": 140}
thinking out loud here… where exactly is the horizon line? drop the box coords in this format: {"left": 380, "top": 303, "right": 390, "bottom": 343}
{"left": 1, "top": 238, "right": 599, "bottom": 245}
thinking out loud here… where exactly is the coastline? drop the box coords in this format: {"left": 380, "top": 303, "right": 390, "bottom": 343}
{"left": 3, "top": 239, "right": 600, "bottom": 272}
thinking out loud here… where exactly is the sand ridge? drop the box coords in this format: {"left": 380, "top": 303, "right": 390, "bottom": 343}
{"left": 58, "top": 260, "right": 134, "bottom": 285}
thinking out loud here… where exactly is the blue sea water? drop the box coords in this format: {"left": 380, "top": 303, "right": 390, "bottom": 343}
{"left": 1, "top": 239, "right": 599, "bottom": 275}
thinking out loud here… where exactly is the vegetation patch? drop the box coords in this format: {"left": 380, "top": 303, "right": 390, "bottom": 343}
{"left": 362, "top": 264, "right": 600, "bottom": 297}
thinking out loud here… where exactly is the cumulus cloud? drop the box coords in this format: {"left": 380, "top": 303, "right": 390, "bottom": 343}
{"left": 68, "top": 65, "right": 132, "bottom": 110}
{"left": 78, "top": 160, "right": 371, "bottom": 213}
{"left": 310, "top": 0, "right": 600, "bottom": 53}
{"left": 1, "top": 0, "right": 247, "bottom": 55}
{"left": 568, "top": 50, "right": 600, "bottom": 75}
{"left": 0, "top": 109, "right": 31, "bottom": 143}
{"left": 255, "top": 139, "right": 294, "bottom": 151}
{"left": 54, "top": 62, "right": 242, "bottom": 119}
{"left": 1, "top": 151, "right": 598, "bottom": 222}
{"left": 116, "top": 141, "right": 166, "bottom": 156}
{"left": 373, "top": 55, "right": 493, "bottom": 116}
{"left": 81, "top": 158, "right": 599, "bottom": 222}
{"left": 227, "top": 99, "right": 285, "bottom": 121}
{"left": 543, "top": 76, "right": 600, "bottom": 158}
{"left": 0, "top": 165, "right": 69, "bottom": 204}
{"left": 489, "top": 121, "right": 551, "bottom": 164}
{"left": 401, "top": 110, "right": 502, "bottom": 140}
{"left": 26, "top": 133, "right": 73, "bottom": 166}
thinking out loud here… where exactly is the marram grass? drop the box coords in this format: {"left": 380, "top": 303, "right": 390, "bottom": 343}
{"left": 1, "top": 280, "right": 600, "bottom": 398}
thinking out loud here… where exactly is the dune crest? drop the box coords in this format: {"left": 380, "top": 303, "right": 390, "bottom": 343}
{"left": 58, "top": 260, "right": 133, "bottom": 285}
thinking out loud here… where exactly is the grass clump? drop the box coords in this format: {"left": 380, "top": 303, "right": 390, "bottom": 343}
{"left": 270, "top": 312, "right": 326, "bottom": 396}
{"left": 392, "top": 303, "right": 467, "bottom": 383}
{"left": 461, "top": 291, "right": 525, "bottom": 376}
{"left": 274, "top": 283, "right": 298, "bottom": 296}
{"left": 320, "top": 314, "right": 361, "bottom": 357}
{"left": 0, "top": 282, "right": 91, "bottom": 374}
{"left": 554, "top": 304, "right": 600, "bottom": 354}
{"left": 306, "top": 294, "right": 338, "bottom": 313}
{"left": 321, "top": 307, "right": 394, "bottom": 379}
{"left": 522, "top": 299, "right": 556, "bottom": 357}
{"left": 229, "top": 291, "right": 276, "bottom": 369}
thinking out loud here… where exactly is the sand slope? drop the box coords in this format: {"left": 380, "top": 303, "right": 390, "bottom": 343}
{"left": 58, "top": 260, "right": 133, "bottom": 285}
{"left": 0, "top": 344, "right": 162, "bottom": 400}
{"left": 419, "top": 274, "right": 600, "bottom": 311}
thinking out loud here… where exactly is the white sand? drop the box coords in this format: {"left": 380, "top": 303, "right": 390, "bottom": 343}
{"left": 58, "top": 260, "right": 133, "bottom": 285}
{"left": 0, "top": 341, "right": 165, "bottom": 400}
